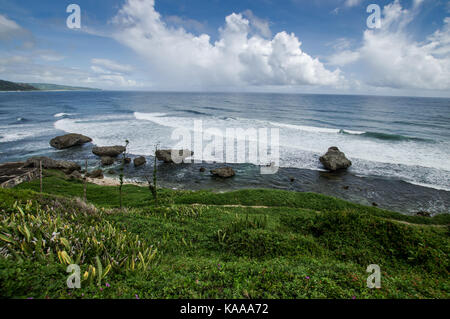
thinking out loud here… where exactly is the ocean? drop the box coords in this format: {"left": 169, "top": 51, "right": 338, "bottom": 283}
{"left": 0, "top": 91, "right": 449, "bottom": 214}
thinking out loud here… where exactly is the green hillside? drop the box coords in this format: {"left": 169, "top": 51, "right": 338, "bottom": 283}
{"left": 0, "top": 170, "right": 448, "bottom": 299}
{"left": 0, "top": 79, "right": 100, "bottom": 92}
{"left": 0, "top": 80, "right": 37, "bottom": 91}
{"left": 28, "top": 83, "right": 101, "bottom": 91}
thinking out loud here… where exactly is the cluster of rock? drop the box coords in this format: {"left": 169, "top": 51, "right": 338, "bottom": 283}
{"left": 44, "top": 133, "right": 352, "bottom": 182}
{"left": 24, "top": 156, "right": 80, "bottom": 174}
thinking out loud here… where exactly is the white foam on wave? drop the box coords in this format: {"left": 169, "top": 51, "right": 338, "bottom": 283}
{"left": 54, "top": 113, "right": 75, "bottom": 118}
{"left": 269, "top": 121, "right": 365, "bottom": 135}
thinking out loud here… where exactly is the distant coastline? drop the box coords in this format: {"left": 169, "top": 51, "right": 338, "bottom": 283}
{"left": 0, "top": 79, "right": 101, "bottom": 92}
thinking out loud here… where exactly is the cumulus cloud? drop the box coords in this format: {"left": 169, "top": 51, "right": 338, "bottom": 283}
{"left": 328, "top": 0, "right": 450, "bottom": 91}
{"left": 111, "top": 0, "right": 341, "bottom": 89}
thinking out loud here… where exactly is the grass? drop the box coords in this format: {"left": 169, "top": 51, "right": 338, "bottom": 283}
{"left": 1, "top": 170, "right": 449, "bottom": 299}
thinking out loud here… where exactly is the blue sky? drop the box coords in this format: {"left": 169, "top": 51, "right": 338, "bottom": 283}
{"left": 0, "top": 0, "right": 449, "bottom": 96}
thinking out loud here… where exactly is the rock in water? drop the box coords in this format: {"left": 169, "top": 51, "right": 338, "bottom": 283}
{"left": 92, "top": 146, "right": 126, "bottom": 157}
{"left": 211, "top": 167, "right": 235, "bottom": 178}
{"left": 124, "top": 158, "right": 132, "bottom": 164}
{"left": 50, "top": 133, "right": 92, "bottom": 150}
{"left": 155, "top": 149, "right": 193, "bottom": 163}
{"left": 101, "top": 156, "right": 114, "bottom": 166}
{"left": 24, "top": 157, "right": 81, "bottom": 174}
{"left": 86, "top": 169, "right": 103, "bottom": 179}
{"left": 319, "top": 147, "right": 352, "bottom": 171}
{"left": 134, "top": 156, "right": 146, "bottom": 167}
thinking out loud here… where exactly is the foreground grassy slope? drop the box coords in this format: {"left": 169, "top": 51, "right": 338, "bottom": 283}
{"left": 1, "top": 172, "right": 449, "bottom": 299}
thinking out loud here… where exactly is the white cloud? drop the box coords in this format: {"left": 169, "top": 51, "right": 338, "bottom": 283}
{"left": 91, "top": 58, "right": 133, "bottom": 73}
{"left": 111, "top": 0, "right": 341, "bottom": 90}
{"left": 242, "top": 10, "right": 272, "bottom": 38}
{"left": 329, "top": 0, "right": 450, "bottom": 91}
{"left": 0, "top": 54, "right": 140, "bottom": 89}
{"left": 0, "top": 14, "right": 23, "bottom": 40}
{"left": 328, "top": 50, "right": 360, "bottom": 66}
{"left": 344, "top": 0, "right": 363, "bottom": 7}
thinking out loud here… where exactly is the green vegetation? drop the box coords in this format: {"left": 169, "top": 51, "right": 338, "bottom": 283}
{"left": 0, "top": 80, "right": 37, "bottom": 91}
{"left": 28, "top": 83, "right": 100, "bottom": 91}
{"left": 0, "top": 79, "right": 100, "bottom": 92}
{"left": 1, "top": 171, "right": 449, "bottom": 299}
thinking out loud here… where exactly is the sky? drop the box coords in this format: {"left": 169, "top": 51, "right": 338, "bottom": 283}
{"left": 0, "top": 0, "right": 449, "bottom": 97}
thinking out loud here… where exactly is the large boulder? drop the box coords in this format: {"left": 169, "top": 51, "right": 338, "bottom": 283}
{"left": 50, "top": 133, "right": 92, "bottom": 150}
{"left": 319, "top": 147, "right": 352, "bottom": 171}
{"left": 156, "top": 149, "right": 193, "bottom": 163}
{"left": 134, "top": 156, "right": 146, "bottom": 167}
{"left": 24, "top": 157, "right": 81, "bottom": 174}
{"left": 101, "top": 156, "right": 114, "bottom": 166}
{"left": 211, "top": 167, "right": 235, "bottom": 178}
{"left": 92, "top": 146, "right": 126, "bottom": 157}
{"left": 86, "top": 169, "right": 103, "bottom": 179}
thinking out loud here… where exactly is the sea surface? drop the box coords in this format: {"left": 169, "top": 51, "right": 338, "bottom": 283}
{"left": 0, "top": 91, "right": 449, "bottom": 214}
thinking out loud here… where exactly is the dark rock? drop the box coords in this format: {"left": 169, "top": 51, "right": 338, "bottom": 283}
{"left": 343, "top": 186, "right": 350, "bottom": 190}
{"left": 211, "top": 167, "right": 235, "bottom": 178}
{"left": 24, "top": 157, "right": 81, "bottom": 174}
{"left": 134, "top": 156, "right": 146, "bottom": 167}
{"left": 101, "top": 156, "right": 114, "bottom": 166}
{"left": 416, "top": 211, "right": 431, "bottom": 218}
{"left": 86, "top": 169, "right": 103, "bottom": 179}
{"left": 69, "top": 170, "right": 82, "bottom": 180}
{"left": 319, "top": 147, "right": 352, "bottom": 171}
{"left": 290, "top": 177, "right": 295, "bottom": 183}
{"left": 50, "top": 133, "right": 92, "bottom": 150}
{"left": 92, "top": 146, "right": 126, "bottom": 157}
{"left": 372, "top": 202, "right": 378, "bottom": 207}
{"left": 0, "top": 162, "right": 39, "bottom": 189}
{"left": 199, "top": 167, "right": 206, "bottom": 173}
{"left": 124, "top": 158, "right": 132, "bottom": 164}
{"left": 156, "top": 149, "right": 193, "bottom": 163}
{"left": 107, "top": 169, "right": 116, "bottom": 175}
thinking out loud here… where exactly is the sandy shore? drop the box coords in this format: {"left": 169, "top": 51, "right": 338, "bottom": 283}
{"left": 87, "top": 176, "right": 146, "bottom": 187}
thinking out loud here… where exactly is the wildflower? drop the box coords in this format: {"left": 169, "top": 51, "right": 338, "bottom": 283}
{"left": 352, "top": 296, "right": 356, "bottom": 300}
{"left": 305, "top": 276, "right": 310, "bottom": 280}
{"left": 100, "top": 287, "right": 103, "bottom": 291}
{"left": 135, "top": 294, "right": 140, "bottom": 299}
{"left": 106, "top": 283, "right": 111, "bottom": 288}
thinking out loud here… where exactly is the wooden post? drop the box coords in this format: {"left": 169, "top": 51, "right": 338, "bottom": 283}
{"left": 83, "top": 159, "right": 87, "bottom": 202}
{"left": 39, "top": 160, "right": 43, "bottom": 193}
